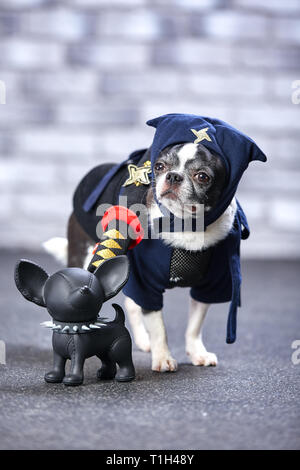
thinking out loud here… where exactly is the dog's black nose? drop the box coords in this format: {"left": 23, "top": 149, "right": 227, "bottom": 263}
{"left": 166, "top": 171, "right": 183, "bottom": 185}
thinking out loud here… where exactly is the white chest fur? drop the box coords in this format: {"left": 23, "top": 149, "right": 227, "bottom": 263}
{"left": 149, "top": 198, "right": 237, "bottom": 251}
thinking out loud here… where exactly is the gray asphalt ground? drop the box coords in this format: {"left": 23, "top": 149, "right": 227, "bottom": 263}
{"left": 0, "top": 249, "right": 299, "bottom": 450}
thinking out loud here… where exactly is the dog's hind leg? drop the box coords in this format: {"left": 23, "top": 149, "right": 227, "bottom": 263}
{"left": 97, "top": 352, "right": 117, "bottom": 380}
{"left": 185, "top": 298, "right": 218, "bottom": 366}
{"left": 67, "top": 212, "right": 94, "bottom": 268}
{"left": 108, "top": 335, "right": 135, "bottom": 382}
{"left": 124, "top": 296, "right": 151, "bottom": 352}
{"left": 43, "top": 213, "right": 94, "bottom": 267}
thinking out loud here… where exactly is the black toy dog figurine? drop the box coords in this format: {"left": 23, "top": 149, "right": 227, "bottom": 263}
{"left": 14, "top": 255, "right": 135, "bottom": 386}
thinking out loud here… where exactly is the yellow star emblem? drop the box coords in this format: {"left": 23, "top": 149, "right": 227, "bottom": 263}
{"left": 190, "top": 127, "right": 212, "bottom": 144}
{"left": 123, "top": 161, "right": 152, "bottom": 187}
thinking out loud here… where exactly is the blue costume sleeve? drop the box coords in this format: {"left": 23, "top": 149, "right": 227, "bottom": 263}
{"left": 123, "top": 238, "right": 172, "bottom": 311}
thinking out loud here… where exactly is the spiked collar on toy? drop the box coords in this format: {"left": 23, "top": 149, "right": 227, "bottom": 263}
{"left": 40, "top": 318, "right": 109, "bottom": 334}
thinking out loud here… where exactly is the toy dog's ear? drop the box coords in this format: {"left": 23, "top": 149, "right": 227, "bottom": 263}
{"left": 94, "top": 255, "right": 129, "bottom": 301}
{"left": 14, "top": 259, "right": 49, "bottom": 307}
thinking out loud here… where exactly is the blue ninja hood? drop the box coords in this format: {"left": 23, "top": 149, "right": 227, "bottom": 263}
{"left": 147, "top": 113, "right": 267, "bottom": 229}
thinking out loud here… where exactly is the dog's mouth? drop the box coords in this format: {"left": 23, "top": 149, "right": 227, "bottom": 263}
{"left": 160, "top": 191, "right": 203, "bottom": 216}
{"left": 160, "top": 189, "right": 182, "bottom": 202}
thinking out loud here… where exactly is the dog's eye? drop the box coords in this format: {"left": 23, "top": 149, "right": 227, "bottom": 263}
{"left": 196, "top": 172, "right": 210, "bottom": 184}
{"left": 154, "top": 162, "right": 165, "bottom": 172}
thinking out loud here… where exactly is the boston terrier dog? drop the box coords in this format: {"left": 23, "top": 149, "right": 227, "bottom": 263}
{"left": 45, "top": 143, "right": 230, "bottom": 372}
{"left": 14, "top": 255, "right": 135, "bottom": 385}
{"left": 43, "top": 114, "right": 266, "bottom": 373}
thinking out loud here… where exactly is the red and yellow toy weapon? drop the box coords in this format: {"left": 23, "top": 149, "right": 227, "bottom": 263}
{"left": 88, "top": 206, "right": 144, "bottom": 272}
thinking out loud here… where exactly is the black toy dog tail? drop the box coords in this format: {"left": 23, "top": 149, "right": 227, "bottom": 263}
{"left": 112, "top": 303, "right": 125, "bottom": 324}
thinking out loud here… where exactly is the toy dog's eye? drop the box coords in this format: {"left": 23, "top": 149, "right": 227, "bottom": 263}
{"left": 154, "top": 162, "right": 165, "bottom": 172}
{"left": 196, "top": 172, "right": 210, "bottom": 184}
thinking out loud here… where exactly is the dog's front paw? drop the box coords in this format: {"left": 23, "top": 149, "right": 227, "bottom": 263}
{"left": 186, "top": 340, "right": 218, "bottom": 367}
{"left": 151, "top": 351, "right": 178, "bottom": 372}
{"left": 187, "top": 349, "right": 218, "bottom": 366}
{"left": 189, "top": 351, "right": 218, "bottom": 367}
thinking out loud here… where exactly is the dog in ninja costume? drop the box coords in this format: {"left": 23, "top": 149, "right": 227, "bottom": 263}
{"left": 44, "top": 113, "right": 267, "bottom": 373}
{"left": 14, "top": 255, "right": 135, "bottom": 385}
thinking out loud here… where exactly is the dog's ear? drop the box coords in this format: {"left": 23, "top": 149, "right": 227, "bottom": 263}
{"left": 14, "top": 259, "right": 49, "bottom": 307}
{"left": 94, "top": 255, "right": 129, "bottom": 301}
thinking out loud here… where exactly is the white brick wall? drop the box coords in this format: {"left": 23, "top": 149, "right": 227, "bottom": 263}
{"left": 96, "top": 10, "right": 162, "bottom": 40}
{"left": 21, "top": 70, "right": 100, "bottom": 101}
{"left": 201, "top": 12, "right": 269, "bottom": 39}
{"left": 23, "top": 9, "right": 92, "bottom": 41}
{"left": 0, "top": 0, "right": 300, "bottom": 257}
{"left": 233, "top": 0, "right": 300, "bottom": 14}
{"left": 0, "top": 39, "right": 64, "bottom": 69}
{"left": 68, "top": 43, "right": 150, "bottom": 68}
